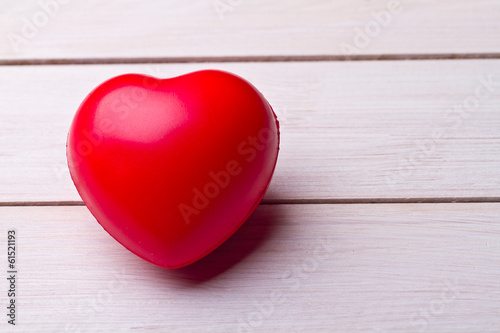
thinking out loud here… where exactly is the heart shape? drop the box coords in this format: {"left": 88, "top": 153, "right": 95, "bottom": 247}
{"left": 67, "top": 70, "right": 280, "bottom": 268}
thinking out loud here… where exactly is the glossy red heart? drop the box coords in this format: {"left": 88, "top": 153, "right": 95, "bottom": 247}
{"left": 67, "top": 70, "right": 280, "bottom": 269}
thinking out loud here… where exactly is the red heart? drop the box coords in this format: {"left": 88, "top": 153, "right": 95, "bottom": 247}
{"left": 66, "top": 70, "right": 280, "bottom": 268}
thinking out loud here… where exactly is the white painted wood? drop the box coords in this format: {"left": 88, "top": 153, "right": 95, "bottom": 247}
{"left": 0, "top": 60, "right": 499, "bottom": 202}
{"left": 0, "top": 203, "right": 499, "bottom": 332}
{"left": 1, "top": 0, "right": 499, "bottom": 60}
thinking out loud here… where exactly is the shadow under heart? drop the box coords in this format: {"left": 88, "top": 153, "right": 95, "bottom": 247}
{"left": 159, "top": 203, "right": 286, "bottom": 285}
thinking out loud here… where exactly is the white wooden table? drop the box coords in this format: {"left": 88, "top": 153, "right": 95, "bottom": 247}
{"left": 1, "top": 1, "right": 499, "bottom": 332}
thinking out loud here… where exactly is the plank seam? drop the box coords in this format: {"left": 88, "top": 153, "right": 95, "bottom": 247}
{"left": 1, "top": 53, "right": 500, "bottom": 66}
{"left": 1, "top": 197, "right": 500, "bottom": 207}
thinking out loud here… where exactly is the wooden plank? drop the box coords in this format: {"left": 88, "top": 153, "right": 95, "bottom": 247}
{"left": 1, "top": 60, "right": 499, "bottom": 202}
{"left": 1, "top": 0, "right": 500, "bottom": 60}
{"left": 0, "top": 203, "right": 499, "bottom": 332}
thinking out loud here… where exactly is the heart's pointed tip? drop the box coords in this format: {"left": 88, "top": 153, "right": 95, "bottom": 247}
{"left": 158, "top": 263, "right": 184, "bottom": 270}
{"left": 148, "top": 258, "right": 194, "bottom": 270}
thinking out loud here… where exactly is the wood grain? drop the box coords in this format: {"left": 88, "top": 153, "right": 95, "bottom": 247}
{"left": 1, "top": 0, "right": 500, "bottom": 60}
{"left": 0, "top": 60, "right": 499, "bottom": 203}
{"left": 1, "top": 203, "right": 499, "bottom": 332}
